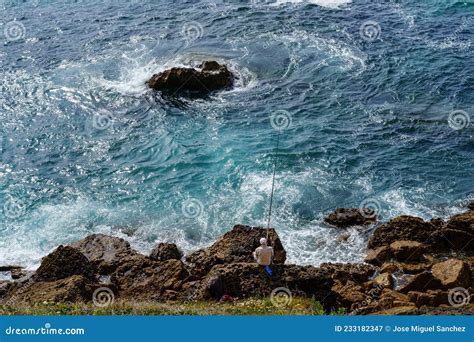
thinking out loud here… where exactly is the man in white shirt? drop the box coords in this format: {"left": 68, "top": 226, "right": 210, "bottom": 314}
{"left": 253, "top": 237, "right": 274, "bottom": 266}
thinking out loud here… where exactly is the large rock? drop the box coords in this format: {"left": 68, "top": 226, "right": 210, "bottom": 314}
{"left": 389, "top": 240, "right": 426, "bottom": 262}
{"left": 407, "top": 289, "right": 450, "bottom": 308}
{"left": 442, "top": 212, "right": 474, "bottom": 250}
{"left": 368, "top": 216, "right": 442, "bottom": 249}
{"left": 431, "top": 258, "right": 471, "bottom": 289}
{"left": 320, "top": 263, "right": 376, "bottom": 284}
{"left": 5, "top": 275, "right": 95, "bottom": 304}
{"left": 194, "top": 263, "right": 336, "bottom": 310}
{"left": 324, "top": 208, "right": 376, "bottom": 228}
{"left": 150, "top": 243, "right": 183, "bottom": 261}
{"left": 70, "top": 234, "right": 139, "bottom": 274}
{"left": 34, "top": 246, "right": 94, "bottom": 282}
{"left": 147, "top": 61, "right": 234, "bottom": 93}
{"left": 110, "top": 255, "right": 189, "bottom": 301}
{"left": 397, "top": 272, "right": 442, "bottom": 294}
{"left": 365, "top": 246, "right": 390, "bottom": 266}
{"left": 186, "top": 225, "right": 286, "bottom": 278}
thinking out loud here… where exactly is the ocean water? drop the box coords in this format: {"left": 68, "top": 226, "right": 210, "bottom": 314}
{"left": 0, "top": 0, "right": 473, "bottom": 269}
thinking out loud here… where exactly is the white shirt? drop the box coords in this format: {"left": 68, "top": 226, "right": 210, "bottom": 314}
{"left": 254, "top": 246, "right": 274, "bottom": 266}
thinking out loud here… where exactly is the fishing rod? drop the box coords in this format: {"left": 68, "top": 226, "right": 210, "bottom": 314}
{"left": 266, "top": 131, "right": 281, "bottom": 240}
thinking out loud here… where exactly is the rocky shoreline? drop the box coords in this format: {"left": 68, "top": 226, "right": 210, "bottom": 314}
{"left": 1, "top": 202, "right": 474, "bottom": 315}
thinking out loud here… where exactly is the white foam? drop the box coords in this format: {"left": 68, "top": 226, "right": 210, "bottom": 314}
{"left": 273, "top": 0, "right": 351, "bottom": 9}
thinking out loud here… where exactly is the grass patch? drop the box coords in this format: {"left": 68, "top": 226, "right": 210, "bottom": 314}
{"left": 0, "top": 297, "right": 345, "bottom": 316}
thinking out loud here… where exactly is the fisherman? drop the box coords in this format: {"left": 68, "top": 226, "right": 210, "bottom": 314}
{"left": 253, "top": 237, "right": 274, "bottom": 276}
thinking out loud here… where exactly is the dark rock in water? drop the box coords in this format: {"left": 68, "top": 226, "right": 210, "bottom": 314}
{"left": 368, "top": 216, "right": 442, "bottom": 249}
{"left": 70, "top": 234, "right": 139, "bottom": 274}
{"left": 186, "top": 224, "right": 286, "bottom": 278}
{"left": 146, "top": 61, "right": 234, "bottom": 94}
{"left": 468, "top": 201, "right": 474, "bottom": 211}
{"left": 34, "top": 246, "right": 94, "bottom": 282}
{"left": 324, "top": 208, "right": 376, "bottom": 228}
{"left": 150, "top": 243, "right": 183, "bottom": 261}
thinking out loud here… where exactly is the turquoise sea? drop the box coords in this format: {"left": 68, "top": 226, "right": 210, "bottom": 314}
{"left": 0, "top": 0, "right": 473, "bottom": 269}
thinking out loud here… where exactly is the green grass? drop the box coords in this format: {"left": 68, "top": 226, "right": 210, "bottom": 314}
{"left": 0, "top": 297, "right": 345, "bottom": 316}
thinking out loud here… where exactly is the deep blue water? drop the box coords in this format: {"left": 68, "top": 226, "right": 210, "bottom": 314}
{"left": 0, "top": 0, "right": 473, "bottom": 269}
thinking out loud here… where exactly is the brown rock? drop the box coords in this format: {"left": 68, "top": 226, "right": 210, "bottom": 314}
{"left": 150, "top": 243, "right": 183, "bottom": 261}
{"left": 374, "top": 273, "right": 393, "bottom": 289}
{"left": 368, "top": 216, "right": 442, "bottom": 249}
{"left": 380, "top": 262, "right": 432, "bottom": 274}
{"left": 408, "top": 289, "right": 450, "bottom": 307}
{"left": 34, "top": 246, "right": 94, "bottom": 282}
{"left": 431, "top": 258, "right": 471, "bottom": 289}
{"left": 397, "top": 272, "right": 442, "bottom": 293}
{"left": 6, "top": 275, "right": 94, "bottom": 304}
{"left": 186, "top": 225, "right": 286, "bottom": 278}
{"left": 468, "top": 201, "right": 474, "bottom": 211}
{"left": 324, "top": 208, "right": 376, "bottom": 228}
{"left": 445, "top": 211, "right": 474, "bottom": 233}
{"left": 320, "top": 263, "right": 376, "bottom": 284}
{"left": 365, "top": 246, "right": 390, "bottom": 266}
{"left": 332, "top": 281, "right": 366, "bottom": 309}
{"left": 441, "top": 229, "right": 474, "bottom": 250}
{"left": 70, "top": 234, "right": 139, "bottom": 274}
{"left": 146, "top": 61, "right": 234, "bottom": 94}
{"left": 390, "top": 240, "right": 426, "bottom": 261}
{"left": 371, "top": 305, "right": 417, "bottom": 315}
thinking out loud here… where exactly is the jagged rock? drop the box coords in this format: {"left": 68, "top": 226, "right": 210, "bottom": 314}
{"left": 371, "top": 305, "right": 417, "bottom": 315}
{"left": 368, "top": 216, "right": 442, "bottom": 249}
{"left": 186, "top": 225, "right": 286, "bottom": 278}
{"left": 397, "top": 272, "right": 442, "bottom": 294}
{"left": 446, "top": 211, "right": 474, "bottom": 233}
{"left": 0, "top": 266, "right": 27, "bottom": 280}
{"left": 324, "top": 208, "right": 376, "bottom": 228}
{"left": 195, "top": 263, "right": 336, "bottom": 310}
{"left": 5, "top": 275, "right": 95, "bottom": 304}
{"left": 364, "top": 246, "right": 390, "bottom": 266}
{"left": 110, "top": 256, "right": 189, "bottom": 300}
{"left": 380, "top": 262, "right": 432, "bottom": 274}
{"left": 70, "top": 234, "right": 139, "bottom": 274}
{"left": 34, "top": 246, "right": 94, "bottom": 282}
{"left": 431, "top": 258, "right": 471, "bottom": 289}
{"left": 150, "top": 243, "right": 183, "bottom": 261}
{"left": 407, "top": 289, "right": 450, "bottom": 308}
{"left": 332, "top": 280, "right": 366, "bottom": 310}
{"left": 374, "top": 273, "right": 393, "bottom": 289}
{"left": 320, "top": 263, "right": 376, "bottom": 284}
{"left": 146, "top": 61, "right": 234, "bottom": 94}
{"left": 390, "top": 240, "right": 426, "bottom": 261}
{"left": 442, "top": 212, "right": 474, "bottom": 250}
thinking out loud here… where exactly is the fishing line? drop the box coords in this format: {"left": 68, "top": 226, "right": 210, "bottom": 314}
{"left": 266, "top": 131, "right": 281, "bottom": 240}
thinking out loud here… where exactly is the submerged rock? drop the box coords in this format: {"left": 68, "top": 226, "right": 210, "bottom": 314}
{"left": 146, "top": 61, "right": 234, "bottom": 94}
{"left": 324, "top": 208, "right": 376, "bottom": 228}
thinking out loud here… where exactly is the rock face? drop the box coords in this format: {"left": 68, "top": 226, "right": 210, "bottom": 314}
{"left": 186, "top": 225, "right": 286, "bottom": 277}
{"left": 146, "top": 61, "right": 234, "bottom": 94}
{"left": 442, "top": 211, "right": 474, "bottom": 250}
{"left": 70, "top": 234, "right": 138, "bottom": 274}
{"left": 431, "top": 258, "right": 471, "bottom": 289}
{"left": 34, "top": 246, "right": 94, "bottom": 282}
{"left": 368, "top": 216, "right": 441, "bottom": 249}
{"left": 389, "top": 240, "right": 426, "bottom": 262}
{"left": 324, "top": 208, "right": 376, "bottom": 228}
{"left": 150, "top": 243, "right": 183, "bottom": 261}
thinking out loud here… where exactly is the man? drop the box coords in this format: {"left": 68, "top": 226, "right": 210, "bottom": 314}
{"left": 253, "top": 237, "right": 274, "bottom": 276}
